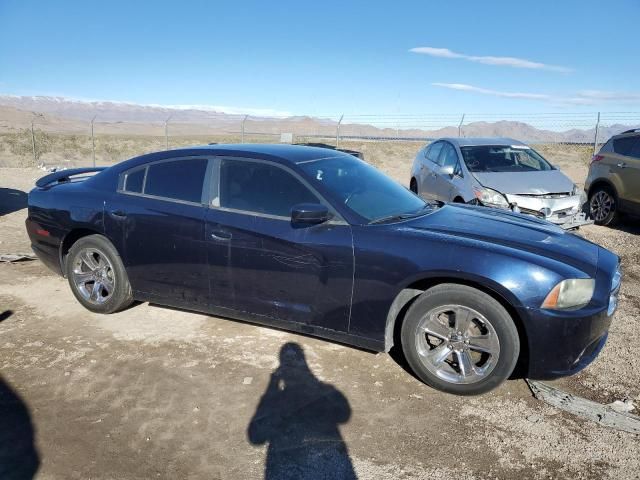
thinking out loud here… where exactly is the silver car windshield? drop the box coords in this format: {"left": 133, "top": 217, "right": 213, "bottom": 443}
{"left": 461, "top": 146, "right": 554, "bottom": 173}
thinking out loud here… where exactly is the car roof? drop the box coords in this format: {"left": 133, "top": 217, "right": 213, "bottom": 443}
{"left": 435, "top": 137, "right": 527, "bottom": 147}
{"left": 166, "top": 143, "right": 347, "bottom": 164}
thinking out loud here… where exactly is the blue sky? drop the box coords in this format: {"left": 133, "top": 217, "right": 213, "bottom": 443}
{"left": 1, "top": 0, "right": 639, "bottom": 116}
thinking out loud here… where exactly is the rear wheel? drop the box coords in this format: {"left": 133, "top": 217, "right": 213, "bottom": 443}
{"left": 410, "top": 178, "right": 418, "bottom": 194}
{"left": 589, "top": 186, "right": 619, "bottom": 226}
{"left": 400, "top": 284, "right": 520, "bottom": 395}
{"left": 66, "top": 234, "right": 133, "bottom": 314}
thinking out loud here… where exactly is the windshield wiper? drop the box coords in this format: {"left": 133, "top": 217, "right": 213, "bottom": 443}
{"left": 369, "top": 204, "right": 433, "bottom": 225}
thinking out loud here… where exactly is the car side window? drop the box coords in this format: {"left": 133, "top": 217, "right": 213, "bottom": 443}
{"left": 627, "top": 138, "right": 640, "bottom": 159}
{"left": 220, "top": 160, "right": 319, "bottom": 217}
{"left": 144, "top": 158, "right": 208, "bottom": 203}
{"left": 426, "top": 142, "right": 443, "bottom": 163}
{"left": 124, "top": 168, "right": 145, "bottom": 193}
{"left": 613, "top": 136, "right": 637, "bottom": 157}
{"left": 438, "top": 143, "right": 459, "bottom": 168}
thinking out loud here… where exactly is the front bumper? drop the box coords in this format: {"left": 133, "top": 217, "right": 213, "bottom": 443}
{"left": 506, "top": 193, "right": 593, "bottom": 230}
{"left": 525, "top": 257, "right": 621, "bottom": 379}
{"left": 524, "top": 306, "right": 612, "bottom": 379}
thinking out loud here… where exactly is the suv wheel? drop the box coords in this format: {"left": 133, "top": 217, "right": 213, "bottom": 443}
{"left": 400, "top": 284, "right": 520, "bottom": 395}
{"left": 589, "top": 186, "right": 620, "bottom": 226}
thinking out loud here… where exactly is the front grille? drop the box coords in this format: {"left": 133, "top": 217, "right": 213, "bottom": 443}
{"left": 515, "top": 193, "right": 571, "bottom": 199}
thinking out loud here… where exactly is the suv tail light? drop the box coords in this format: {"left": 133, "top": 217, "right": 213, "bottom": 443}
{"left": 591, "top": 154, "right": 604, "bottom": 163}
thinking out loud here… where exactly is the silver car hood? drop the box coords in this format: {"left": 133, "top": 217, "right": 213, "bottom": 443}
{"left": 472, "top": 170, "right": 574, "bottom": 195}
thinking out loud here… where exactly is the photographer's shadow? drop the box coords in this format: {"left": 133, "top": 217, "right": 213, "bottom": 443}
{"left": 248, "top": 342, "right": 356, "bottom": 480}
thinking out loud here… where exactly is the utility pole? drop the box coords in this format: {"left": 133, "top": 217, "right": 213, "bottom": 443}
{"left": 336, "top": 114, "right": 344, "bottom": 148}
{"left": 241, "top": 114, "right": 248, "bottom": 143}
{"left": 31, "top": 120, "right": 37, "bottom": 164}
{"left": 91, "top": 115, "right": 97, "bottom": 167}
{"left": 593, "top": 112, "right": 601, "bottom": 156}
{"left": 458, "top": 113, "right": 466, "bottom": 138}
{"left": 164, "top": 114, "right": 173, "bottom": 150}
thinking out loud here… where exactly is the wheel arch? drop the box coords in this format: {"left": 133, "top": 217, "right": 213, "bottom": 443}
{"left": 59, "top": 228, "right": 104, "bottom": 276}
{"left": 383, "top": 274, "right": 530, "bottom": 376}
{"left": 587, "top": 178, "right": 618, "bottom": 200}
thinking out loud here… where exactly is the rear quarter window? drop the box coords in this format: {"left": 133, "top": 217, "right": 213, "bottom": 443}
{"left": 124, "top": 168, "right": 145, "bottom": 193}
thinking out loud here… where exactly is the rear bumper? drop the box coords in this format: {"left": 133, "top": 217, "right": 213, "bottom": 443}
{"left": 25, "top": 218, "right": 64, "bottom": 276}
{"left": 524, "top": 305, "right": 613, "bottom": 379}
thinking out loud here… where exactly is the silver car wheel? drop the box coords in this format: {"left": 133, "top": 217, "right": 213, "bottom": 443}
{"left": 71, "top": 248, "right": 115, "bottom": 305}
{"left": 590, "top": 190, "right": 613, "bottom": 222}
{"left": 415, "top": 305, "right": 500, "bottom": 385}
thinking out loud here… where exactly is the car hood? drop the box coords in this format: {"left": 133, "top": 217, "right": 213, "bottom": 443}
{"left": 472, "top": 170, "right": 575, "bottom": 195}
{"left": 403, "top": 204, "right": 599, "bottom": 276}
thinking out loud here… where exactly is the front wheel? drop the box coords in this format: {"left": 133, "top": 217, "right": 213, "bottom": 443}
{"left": 400, "top": 284, "right": 520, "bottom": 395}
{"left": 66, "top": 234, "right": 134, "bottom": 314}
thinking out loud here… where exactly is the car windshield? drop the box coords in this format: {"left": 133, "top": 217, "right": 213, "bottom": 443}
{"left": 298, "top": 156, "right": 431, "bottom": 223}
{"left": 460, "top": 145, "right": 553, "bottom": 173}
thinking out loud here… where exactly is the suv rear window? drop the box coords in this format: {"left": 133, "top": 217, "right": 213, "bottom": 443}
{"left": 144, "top": 159, "right": 208, "bottom": 203}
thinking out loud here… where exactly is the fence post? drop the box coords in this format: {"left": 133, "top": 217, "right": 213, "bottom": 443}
{"left": 458, "top": 113, "right": 466, "bottom": 138}
{"left": 30, "top": 120, "right": 37, "bottom": 165}
{"left": 164, "top": 115, "right": 172, "bottom": 150}
{"left": 336, "top": 114, "right": 344, "bottom": 148}
{"left": 91, "top": 115, "right": 97, "bottom": 167}
{"left": 593, "top": 112, "right": 601, "bottom": 156}
{"left": 241, "top": 114, "right": 248, "bottom": 143}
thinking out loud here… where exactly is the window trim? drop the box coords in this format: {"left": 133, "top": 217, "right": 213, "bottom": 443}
{"left": 117, "top": 156, "right": 212, "bottom": 207}
{"left": 212, "top": 156, "right": 347, "bottom": 224}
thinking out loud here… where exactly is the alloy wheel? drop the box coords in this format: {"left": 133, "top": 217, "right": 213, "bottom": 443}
{"left": 415, "top": 305, "right": 500, "bottom": 385}
{"left": 71, "top": 248, "right": 116, "bottom": 305}
{"left": 590, "top": 190, "right": 613, "bottom": 222}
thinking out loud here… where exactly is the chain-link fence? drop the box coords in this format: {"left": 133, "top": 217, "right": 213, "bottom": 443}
{"left": 1, "top": 111, "right": 639, "bottom": 170}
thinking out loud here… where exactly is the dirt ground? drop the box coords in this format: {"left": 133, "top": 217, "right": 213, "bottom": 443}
{"left": 1, "top": 152, "right": 639, "bottom": 480}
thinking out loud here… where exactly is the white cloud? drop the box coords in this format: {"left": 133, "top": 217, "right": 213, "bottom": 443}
{"left": 432, "top": 83, "right": 640, "bottom": 106}
{"left": 432, "top": 83, "right": 551, "bottom": 100}
{"left": 410, "top": 47, "right": 572, "bottom": 73}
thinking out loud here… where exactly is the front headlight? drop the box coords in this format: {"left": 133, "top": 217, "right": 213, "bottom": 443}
{"left": 473, "top": 187, "right": 510, "bottom": 209}
{"left": 541, "top": 278, "right": 595, "bottom": 310}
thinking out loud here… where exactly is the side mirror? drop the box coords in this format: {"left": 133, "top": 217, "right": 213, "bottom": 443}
{"left": 439, "top": 165, "right": 455, "bottom": 177}
{"left": 291, "top": 203, "right": 330, "bottom": 225}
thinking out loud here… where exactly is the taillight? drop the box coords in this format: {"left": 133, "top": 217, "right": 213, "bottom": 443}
{"left": 591, "top": 154, "right": 604, "bottom": 163}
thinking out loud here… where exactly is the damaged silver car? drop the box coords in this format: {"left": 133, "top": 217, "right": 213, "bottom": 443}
{"left": 410, "top": 137, "right": 591, "bottom": 229}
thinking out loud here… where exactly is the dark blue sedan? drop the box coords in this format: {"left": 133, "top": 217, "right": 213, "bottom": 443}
{"left": 26, "top": 144, "right": 621, "bottom": 395}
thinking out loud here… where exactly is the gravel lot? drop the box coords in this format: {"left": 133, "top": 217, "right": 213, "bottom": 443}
{"left": 1, "top": 158, "right": 639, "bottom": 479}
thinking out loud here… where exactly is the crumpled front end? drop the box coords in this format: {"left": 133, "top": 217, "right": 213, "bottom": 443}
{"left": 505, "top": 192, "right": 592, "bottom": 230}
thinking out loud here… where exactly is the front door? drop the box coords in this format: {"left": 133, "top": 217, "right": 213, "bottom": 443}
{"left": 206, "top": 158, "right": 353, "bottom": 331}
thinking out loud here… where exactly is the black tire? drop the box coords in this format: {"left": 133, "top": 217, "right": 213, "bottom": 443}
{"left": 410, "top": 178, "right": 418, "bottom": 194}
{"left": 65, "top": 234, "right": 133, "bottom": 314}
{"left": 400, "top": 284, "right": 520, "bottom": 395}
{"left": 589, "top": 185, "right": 620, "bottom": 226}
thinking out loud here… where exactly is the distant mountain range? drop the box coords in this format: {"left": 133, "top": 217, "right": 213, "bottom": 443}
{"left": 0, "top": 95, "right": 637, "bottom": 143}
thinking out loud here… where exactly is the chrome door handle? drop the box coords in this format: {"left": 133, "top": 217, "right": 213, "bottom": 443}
{"left": 109, "top": 209, "right": 127, "bottom": 219}
{"left": 617, "top": 162, "right": 627, "bottom": 168}
{"left": 211, "top": 230, "right": 232, "bottom": 241}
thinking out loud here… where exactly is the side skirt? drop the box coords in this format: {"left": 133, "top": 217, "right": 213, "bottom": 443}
{"left": 134, "top": 292, "right": 385, "bottom": 352}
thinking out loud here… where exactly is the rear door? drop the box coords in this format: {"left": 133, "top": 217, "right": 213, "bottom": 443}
{"left": 418, "top": 141, "right": 443, "bottom": 200}
{"left": 105, "top": 157, "right": 211, "bottom": 307}
{"left": 615, "top": 137, "right": 640, "bottom": 210}
{"left": 205, "top": 158, "right": 353, "bottom": 331}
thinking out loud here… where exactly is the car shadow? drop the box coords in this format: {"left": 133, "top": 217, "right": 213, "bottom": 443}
{"left": 610, "top": 218, "right": 640, "bottom": 235}
{"left": 0, "top": 188, "right": 28, "bottom": 216}
{"left": 247, "top": 342, "right": 357, "bottom": 479}
{"left": 0, "top": 310, "right": 14, "bottom": 323}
